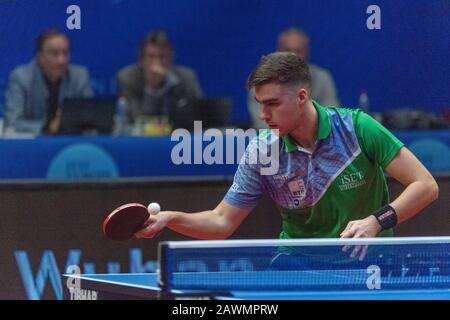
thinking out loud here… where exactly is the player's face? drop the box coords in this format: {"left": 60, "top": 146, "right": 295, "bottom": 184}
{"left": 37, "top": 35, "right": 70, "bottom": 82}
{"left": 255, "top": 82, "right": 305, "bottom": 136}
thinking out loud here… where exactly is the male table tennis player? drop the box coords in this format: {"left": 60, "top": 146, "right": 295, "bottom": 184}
{"left": 136, "top": 52, "right": 438, "bottom": 259}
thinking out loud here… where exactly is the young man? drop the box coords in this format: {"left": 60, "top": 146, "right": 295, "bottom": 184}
{"left": 136, "top": 53, "right": 438, "bottom": 257}
{"left": 4, "top": 29, "right": 93, "bottom": 135}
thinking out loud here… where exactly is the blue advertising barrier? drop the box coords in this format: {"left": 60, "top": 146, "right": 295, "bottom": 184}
{"left": 0, "top": 130, "right": 449, "bottom": 180}
{"left": 0, "top": 134, "right": 240, "bottom": 179}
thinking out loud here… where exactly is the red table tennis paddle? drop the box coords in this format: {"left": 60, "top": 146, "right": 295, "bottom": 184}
{"left": 102, "top": 203, "right": 149, "bottom": 240}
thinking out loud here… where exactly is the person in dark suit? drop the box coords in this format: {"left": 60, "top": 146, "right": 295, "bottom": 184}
{"left": 116, "top": 30, "right": 203, "bottom": 129}
{"left": 4, "top": 29, "right": 93, "bottom": 136}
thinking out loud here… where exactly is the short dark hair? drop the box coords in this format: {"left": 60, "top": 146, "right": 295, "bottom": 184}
{"left": 36, "top": 29, "right": 68, "bottom": 52}
{"left": 138, "top": 30, "right": 173, "bottom": 57}
{"left": 247, "top": 52, "right": 312, "bottom": 90}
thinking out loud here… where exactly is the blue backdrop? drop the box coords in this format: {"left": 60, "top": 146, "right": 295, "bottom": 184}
{"left": 1, "top": 0, "right": 449, "bottom": 123}
{"left": 0, "top": 131, "right": 449, "bottom": 179}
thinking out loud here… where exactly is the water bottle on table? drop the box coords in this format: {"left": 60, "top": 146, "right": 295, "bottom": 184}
{"left": 114, "top": 96, "right": 129, "bottom": 135}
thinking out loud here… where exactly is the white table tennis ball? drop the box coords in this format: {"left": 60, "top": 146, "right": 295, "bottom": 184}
{"left": 147, "top": 202, "right": 161, "bottom": 215}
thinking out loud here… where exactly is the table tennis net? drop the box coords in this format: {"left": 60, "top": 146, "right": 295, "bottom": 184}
{"left": 158, "top": 238, "right": 450, "bottom": 292}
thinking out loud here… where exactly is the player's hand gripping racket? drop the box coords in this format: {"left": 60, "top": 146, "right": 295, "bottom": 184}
{"left": 102, "top": 202, "right": 160, "bottom": 240}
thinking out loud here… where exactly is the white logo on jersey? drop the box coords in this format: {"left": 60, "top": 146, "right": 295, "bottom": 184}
{"left": 339, "top": 171, "right": 366, "bottom": 191}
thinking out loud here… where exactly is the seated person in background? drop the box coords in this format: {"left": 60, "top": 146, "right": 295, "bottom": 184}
{"left": 4, "top": 29, "right": 93, "bottom": 136}
{"left": 116, "top": 30, "right": 203, "bottom": 129}
{"left": 248, "top": 27, "right": 340, "bottom": 129}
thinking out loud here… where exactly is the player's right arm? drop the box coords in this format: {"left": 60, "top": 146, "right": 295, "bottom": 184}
{"left": 134, "top": 200, "right": 252, "bottom": 240}
{"left": 136, "top": 135, "right": 265, "bottom": 240}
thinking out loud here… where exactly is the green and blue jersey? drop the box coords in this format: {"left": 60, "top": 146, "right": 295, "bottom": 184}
{"left": 224, "top": 101, "right": 404, "bottom": 238}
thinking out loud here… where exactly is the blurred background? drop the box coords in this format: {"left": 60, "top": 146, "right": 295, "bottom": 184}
{"left": 1, "top": 0, "right": 449, "bottom": 124}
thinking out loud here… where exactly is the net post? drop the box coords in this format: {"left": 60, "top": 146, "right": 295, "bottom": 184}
{"left": 157, "top": 241, "right": 171, "bottom": 293}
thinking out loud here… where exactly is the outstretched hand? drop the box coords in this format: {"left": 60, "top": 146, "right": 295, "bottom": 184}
{"left": 135, "top": 211, "right": 169, "bottom": 239}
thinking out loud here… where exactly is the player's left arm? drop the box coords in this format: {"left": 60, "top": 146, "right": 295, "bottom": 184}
{"left": 341, "top": 147, "right": 439, "bottom": 239}
{"left": 383, "top": 146, "right": 439, "bottom": 223}
{"left": 340, "top": 147, "right": 438, "bottom": 260}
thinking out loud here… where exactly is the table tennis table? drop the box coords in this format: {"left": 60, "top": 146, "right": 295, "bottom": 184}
{"left": 63, "top": 237, "right": 450, "bottom": 300}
